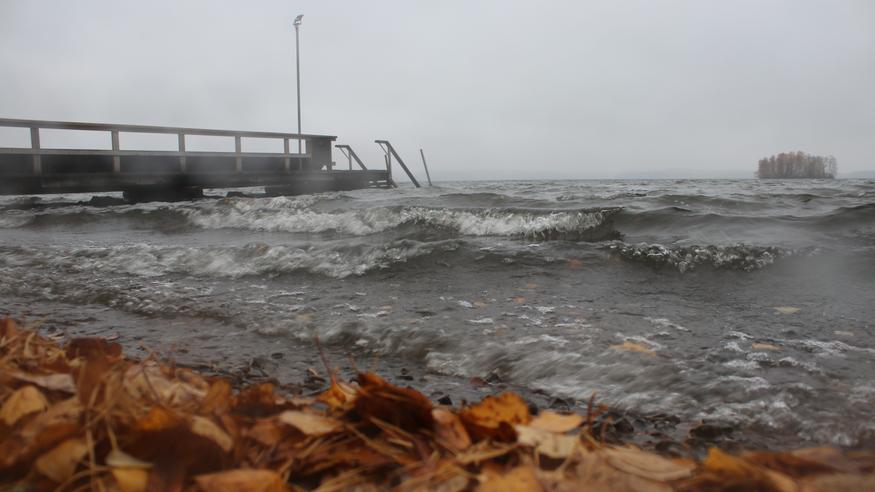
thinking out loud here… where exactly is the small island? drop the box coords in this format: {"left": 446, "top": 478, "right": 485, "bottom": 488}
{"left": 757, "top": 151, "right": 837, "bottom": 179}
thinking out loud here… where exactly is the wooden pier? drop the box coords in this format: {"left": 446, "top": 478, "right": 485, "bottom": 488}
{"left": 0, "top": 118, "right": 399, "bottom": 201}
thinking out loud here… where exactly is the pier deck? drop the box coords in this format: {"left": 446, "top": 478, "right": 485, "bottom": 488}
{"left": 0, "top": 118, "right": 393, "bottom": 199}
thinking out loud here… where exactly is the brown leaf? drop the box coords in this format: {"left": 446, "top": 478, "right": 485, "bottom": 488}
{"left": 461, "top": 392, "right": 530, "bottom": 441}
{"left": 246, "top": 419, "right": 286, "bottom": 447}
{"left": 10, "top": 371, "right": 76, "bottom": 393}
{"left": 355, "top": 372, "right": 434, "bottom": 432}
{"left": 277, "top": 410, "right": 342, "bottom": 436}
{"left": 195, "top": 469, "right": 287, "bottom": 492}
{"left": 556, "top": 452, "right": 673, "bottom": 492}
{"left": 601, "top": 446, "right": 694, "bottom": 481}
{"left": 432, "top": 408, "right": 472, "bottom": 451}
{"left": 105, "top": 448, "right": 153, "bottom": 469}
{"left": 515, "top": 425, "right": 579, "bottom": 459}
{"left": 477, "top": 465, "right": 542, "bottom": 492}
{"left": 0, "top": 384, "right": 48, "bottom": 426}
{"left": 800, "top": 473, "right": 875, "bottom": 492}
{"left": 112, "top": 467, "right": 149, "bottom": 492}
{"left": 34, "top": 437, "right": 89, "bottom": 483}
{"left": 66, "top": 337, "right": 123, "bottom": 361}
{"left": 704, "top": 447, "right": 797, "bottom": 492}
{"left": 189, "top": 415, "right": 233, "bottom": 453}
{"left": 0, "top": 397, "right": 83, "bottom": 468}
{"left": 528, "top": 410, "right": 584, "bottom": 433}
{"left": 200, "top": 379, "right": 232, "bottom": 414}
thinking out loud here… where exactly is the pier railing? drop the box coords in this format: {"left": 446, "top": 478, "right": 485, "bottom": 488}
{"left": 0, "top": 118, "right": 336, "bottom": 176}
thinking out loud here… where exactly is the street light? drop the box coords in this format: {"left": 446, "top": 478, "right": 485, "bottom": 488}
{"left": 293, "top": 14, "right": 303, "bottom": 154}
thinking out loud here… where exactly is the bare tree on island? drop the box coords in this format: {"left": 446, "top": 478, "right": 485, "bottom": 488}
{"left": 757, "top": 151, "right": 837, "bottom": 179}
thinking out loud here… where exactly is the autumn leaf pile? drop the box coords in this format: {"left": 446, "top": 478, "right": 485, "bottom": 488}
{"left": 1, "top": 318, "right": 874, "bottom": 491}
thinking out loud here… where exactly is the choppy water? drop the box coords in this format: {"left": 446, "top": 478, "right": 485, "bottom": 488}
{"left": 2, "top": 179, "right": 874, "bottom": 449}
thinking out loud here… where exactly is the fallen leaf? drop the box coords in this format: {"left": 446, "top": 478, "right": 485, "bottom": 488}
{"left": 515, "top": 425, "right": 579, "bottom": 459}
{"left": 567, "top": 259, "right": 584, "bottom": 269}
{"left": 0, "top": 397, "right": 83, "bottom": 468}
{"left": 10, "top": 372, "right": 76, "bottom": 393}
{"left": 477, "top": 465, "right": 542, "bottom": 492}
{"left": 105, "top": 448, "right": 153, "bottom": 469}
{"left": 189, "top": 415, "right": 234, "bottom": 452}
{"left": 610, "top": 341, "right": 656, "bottom": 356}
{"left": 247, "top": 419, "right": 285, "bottom": 447}
{"left": 774, "top": 306, "right": 801, "bottom": 314}
{"left": 704, "top": 447, "right": 797, "bottom": 492}
{"left": 513, "top": 296, "right": 527, "bottom": 304}
{"left": 34, "top": 437, "right": 89, "bottom": 483}
{"left": 461, "top": 392, "right": 530, "bottom": 441}
{"left": 801, "top": 473, "right": 875, "bottom": 492}
{"left": 355, "top": 372, "right": 434, "bottom": 432}
{"left": 195, "top": 469, "right": 287, "bottom": 492}
{"left": 752, "top": 342, "right": 781, "bottom": 351}
{"left": 277, "top": 410, "right": 342, "bottom": 436}
{"left": 529, "top": 410, "right": 584, "bottom": 433}
{"left": 602, "top": 446, "right": 695, "bottom": 481}
{"left": 557, "top": 452, "right": 672, "bottom": 492}
{"left": 1, "top": 385, "right": 48, "bottom": 425}
{"left": 112, "top": 468, "right": 149, "bottom": 492}
{"left": 432, "top": 408, "right": 472, "bottom": 451}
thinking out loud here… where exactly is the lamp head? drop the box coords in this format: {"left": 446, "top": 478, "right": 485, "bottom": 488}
{"left": 293, "top": 15, "right": 303, "bottom": 26}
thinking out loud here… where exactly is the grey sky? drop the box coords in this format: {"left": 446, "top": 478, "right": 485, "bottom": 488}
{"left": 1, "top": 0, "right": 873, "bottom": 179}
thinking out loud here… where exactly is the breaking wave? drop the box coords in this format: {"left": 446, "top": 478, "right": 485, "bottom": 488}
{"left": 0, "top": 239, "right": 461, "bottom": 280}
{"left": 607, "top": 242, "right": 814, "bottom": 272}
{"left": 182, "top": 202, "right": 621, "bottom": 240}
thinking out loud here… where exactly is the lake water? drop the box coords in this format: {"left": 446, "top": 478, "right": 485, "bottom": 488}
{"left": 1, "top": 179, "right": 873, "bottom": 450}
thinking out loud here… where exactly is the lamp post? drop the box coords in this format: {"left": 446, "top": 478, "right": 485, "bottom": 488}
{"left": 293, "top": 14, "right": 303, "bottom": 154}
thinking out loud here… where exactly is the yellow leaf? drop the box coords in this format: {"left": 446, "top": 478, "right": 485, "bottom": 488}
{"left": 277, "top": 410, "right": 342, "bottom": 436}
{"left": 35, "top": 437, "right": 89, "bottom": 483}
{"left": 1, "top": 385, "right": 48, "bottom": 426}
{"left": 528, "top": 410, "right": 584, "bottom": 433}
{"left": 112, "top": 468, "right": 149, "bottom": 492}
{"left": 611, "top": 341, "right": 656, "bottom": 356}
{"left": 195, "top": 469, "right": 287, "bottom": 492}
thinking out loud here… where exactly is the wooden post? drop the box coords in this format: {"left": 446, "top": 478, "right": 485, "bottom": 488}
{"left": 235, "top": 136, "right": 242, "bottom": 173}
{"left": 111, "top": 130, "right": 120, "bottom": 173}
{"left": 419, "top": 148, "right": 432, "bottom": 186}
{"left": 178, "top": 133, "right": 186, "bottom": 172}
{"left": 30, "top": 127, "right": 41, "bottom": 175}
{"left": 283, "top": 138, "right": 290, "bottom": 173}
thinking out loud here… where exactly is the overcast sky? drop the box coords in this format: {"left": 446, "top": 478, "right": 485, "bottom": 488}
{"left": 1, "top": 1, "right": 873, "bottom": 179}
